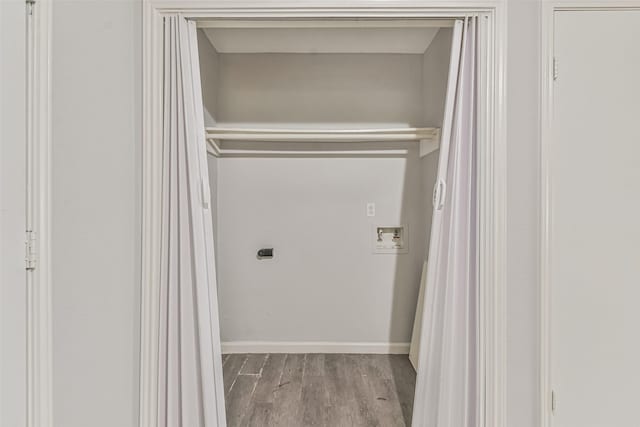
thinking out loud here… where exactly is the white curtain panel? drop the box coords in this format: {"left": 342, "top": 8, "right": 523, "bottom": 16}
{"left": 157, "top": 16, "right": 226, "bottom": 427}
{"left": 413, "top": 17, "right": 478, "bottom": 427}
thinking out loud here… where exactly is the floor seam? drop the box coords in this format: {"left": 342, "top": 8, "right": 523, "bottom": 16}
{"left": 227, "top": 355, "right": 249, "bottom": 394}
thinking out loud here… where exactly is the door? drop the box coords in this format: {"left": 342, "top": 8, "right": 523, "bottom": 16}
{"left": 550, "top": 10, "right": 640, "bottom": 427}
{"left": 0, "top": 0, "right": 27, "bottom": 425}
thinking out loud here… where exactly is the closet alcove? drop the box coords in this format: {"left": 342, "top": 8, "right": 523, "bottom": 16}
{"left": 196, "top": 19, "right": 453, "bottom": 426}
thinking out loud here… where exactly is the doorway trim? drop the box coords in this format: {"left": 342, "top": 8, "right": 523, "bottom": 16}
{"left": 140, "top": 1, "right": 507, "bottom": 426}
{"left": 539, "top": 2, "right": 640, "bottom": 426}
{"left": 26, "top": 0, "right": 54, "bottom": 425}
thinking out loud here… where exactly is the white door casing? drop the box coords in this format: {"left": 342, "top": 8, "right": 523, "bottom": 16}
{"left": 140, "top": 2, "right": 507, "bottom": 427}
{"left": 5, "top": 0, "right": 55, "bottom": 425}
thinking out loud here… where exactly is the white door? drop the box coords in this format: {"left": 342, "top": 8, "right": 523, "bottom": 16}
{"left": 0, "top": 0, "right": 28, "bottom": 426}
{"left": 550, "top": 10, "right": 640, "bottom": 427}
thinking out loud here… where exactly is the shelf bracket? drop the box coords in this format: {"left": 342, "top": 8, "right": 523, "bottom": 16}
{"left": 419, "top": 128, "right": 441, "bottom": 158}
{"left": 206, "top": 138, "right": 222, "bottom": 157}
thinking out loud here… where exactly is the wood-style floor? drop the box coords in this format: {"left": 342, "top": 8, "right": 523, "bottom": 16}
{"left": 222, "top": 353, "right": 416, "bottom": 427}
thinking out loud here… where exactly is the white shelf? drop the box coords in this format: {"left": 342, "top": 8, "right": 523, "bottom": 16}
{"left": 205, "top": 126, "right": 440, "bottom": 157}
{"left": 206, "top": 126, "right": 439, "bottom": 141}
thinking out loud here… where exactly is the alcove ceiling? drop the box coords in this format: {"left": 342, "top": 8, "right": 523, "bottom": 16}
{"left": 200, "top": 21, "right": 447, "bottom": 54}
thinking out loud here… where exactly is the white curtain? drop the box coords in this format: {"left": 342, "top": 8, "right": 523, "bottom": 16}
{"left": 413, "top": 17, "right": 478, "bottom": 427}
{"left": 157, "top": 16, "right": 226, "bottom": 427}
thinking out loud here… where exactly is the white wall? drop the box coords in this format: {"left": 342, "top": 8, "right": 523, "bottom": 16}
{"left": 207, "top": 155, "right": 220, "bottom": 254}
{"left": 0, "top": 1, "right": 27, "bottom": 425}
{"left": 38, "top": 1, "right": 542, "bottom": 426}
{"left": 420, "top": 28, "right": 452, "bottom": 248}
{"left": 198, "top": 29, "right": 220, "bottom": 126}
{"left": 216, "top": 148, "right": 427, "bottom": 343}
{"left": 198, "top": 32, "right": 450, "bottom": 347}
{"left": 203, "top": 43, "right": 444, "bottom": 345}
{"left": 199, "top": 29, "right": 221, "bottom": 250}
{"left": 506, "top": 1, "right": 540, "bottom": 426}
{"left": 422, "top": 28, "right": 453, "bottom": 126}
{"left": 214, "top": 53, "right": 426, "bottom": 127}
{"left": 51, "top": 2, "right": 141, "bottom": 427}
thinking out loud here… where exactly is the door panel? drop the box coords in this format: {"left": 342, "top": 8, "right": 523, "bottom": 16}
{"left": 0, "top": 0, "right": 27, "bottom": 425}
{"left": 551, "top": 10, "right": 640, "bottom": 427}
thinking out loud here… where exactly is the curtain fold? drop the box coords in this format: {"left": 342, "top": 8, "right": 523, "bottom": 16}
{"left": 157, "top": 16, "right": 226, "bottom": 427}
{"left": 413, "top": 17, "right": 478, "bottom": 427}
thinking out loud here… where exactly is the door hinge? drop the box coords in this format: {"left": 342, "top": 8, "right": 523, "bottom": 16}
{"left": 551, "top": 390, "right": 556, "bottom": 414}
{"left": 25, "top": 230, "right": 37, "bottom": 271}
{"left": 553, "top": 57, "right": 559, "bottom": 81}
{"left": 26, "top": 0, "right": 36, "bottom": 15}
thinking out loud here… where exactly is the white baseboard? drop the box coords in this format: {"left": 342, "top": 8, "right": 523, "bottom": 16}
{"left": 221, "top": 341, "right": 410, "bottom": 355}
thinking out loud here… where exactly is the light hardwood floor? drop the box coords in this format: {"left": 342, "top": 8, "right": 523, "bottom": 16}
{"left": 222, "top": 353, "right": 416, "bottom": 427}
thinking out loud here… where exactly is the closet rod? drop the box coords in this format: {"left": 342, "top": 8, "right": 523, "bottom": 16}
{"left": 205, "top": 126, "right": 440, "bottom": 142}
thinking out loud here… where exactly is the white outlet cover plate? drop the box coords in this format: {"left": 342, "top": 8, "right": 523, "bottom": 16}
{"left": 366, "top": 202, "right": 375, "bottom": 217}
